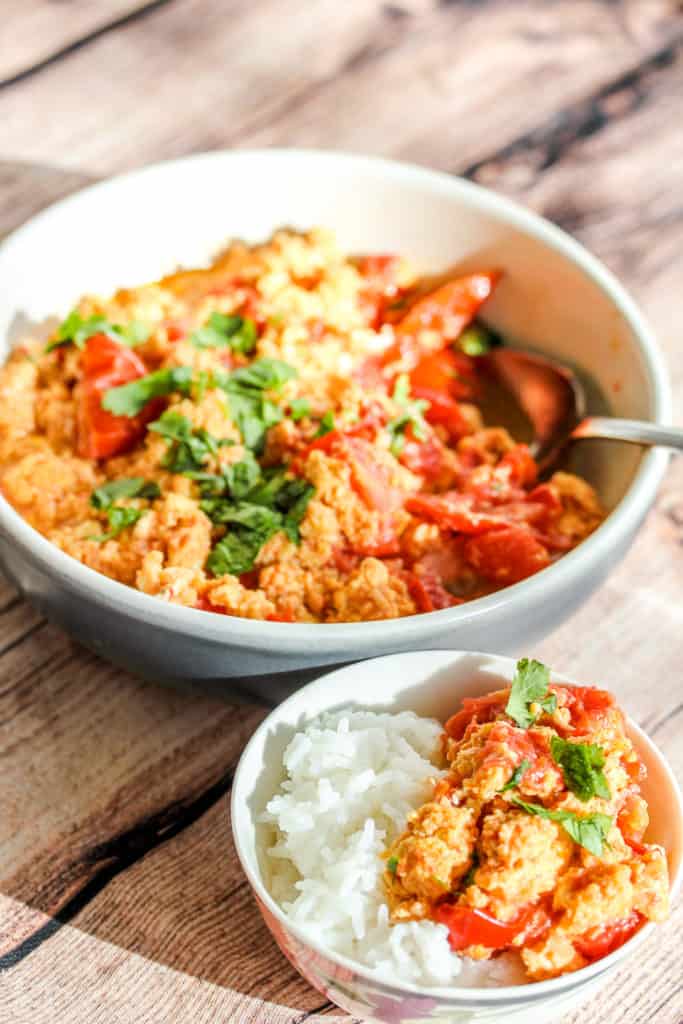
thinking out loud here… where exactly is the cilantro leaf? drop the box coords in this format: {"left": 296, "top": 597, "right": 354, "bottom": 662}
{"left": 290, "top": 398, "right": 311, "bottom": 422}
{"left": 511, "top": 798, "right": 612, "bottom": 856}
{"left": 505, "top": 658, "right": 557, "bottom": 729}
{"left": 386, "top": 856, "right": 399, "bottom": 875}
{"left": 148, "top": 410, "right": 231, "bottom": 473}
{"left": 500, "top": 758, "right": 530, "bottom": 793}
{"left": 46, "top": 310, "right": 150, "bottom": 353}
{"left": 550, "top": 737, "right": 611, "bottom": 802}
{"left": 190, "top": 312, "right": 258, "bottom": 354}
{"left": 314, "top": 410, "right": 335, "bottom": 438}
{"left": 89, "top": 507, "right": 146, "bottom": 542}
{"left": 457, "top": 323, "right": 499, "bottom": 357}
{"left": 91, "top": 478, "right": 160, "bottom": 510}
{"left": 387, "top": 374, "right": 429, "bottom": 456}
{"left": 215, "top": 358, "right": 298, "bottom": 452}
{"left": 206, "top": 531, "right": 265, "bottom": 577}
{"left": 102, "top": 366, "right": 193, "bottom": 417}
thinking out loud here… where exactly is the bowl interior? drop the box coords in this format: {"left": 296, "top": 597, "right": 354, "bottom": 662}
{"left": 232, "top": 650, "right": 683, "bottom": 996}
{"left": 0, "top": 151, "right": 665, "bottom": 515}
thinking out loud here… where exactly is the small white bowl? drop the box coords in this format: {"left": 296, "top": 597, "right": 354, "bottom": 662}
{"left": 231, "top": 651, "right": 683, "bottom": 1024}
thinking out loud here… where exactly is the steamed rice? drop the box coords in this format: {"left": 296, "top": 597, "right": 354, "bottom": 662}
{"left": 263, "top": 709, "right": 523, "bottom": 987}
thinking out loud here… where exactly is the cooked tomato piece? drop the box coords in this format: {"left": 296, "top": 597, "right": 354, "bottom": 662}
{"left": 413, "top": 388, "right": 471, "bottom": 440}
{"left": 405, "top": 571, "right": 461, "bottom": 613}
{"left": 345, "top": 436, "right": 404, "bottom": 554}
{"left": 398, "top": 431, "right": 452, "bottom": 486}
{"left": 267, "top": 610, "right": 296, "bottom": 622}
{"left": 499, "top": 444, "right": 538, "bottom": 488}
{"left": 77, "top": 334, "right": 153, "bottom": 460}
{"left": 395, "top": 271, "right": 499, "bottom": 343}
{"left": 574, "top": 911, "right": 642, "bottom": 961}
{"left": 406, "top": 492, "right": 507, "bottom": 534}
{"left": 433, "top": 903, "right": 534, "bottom": 952}
{"left": 444, "top": 691, "right": 508, "bottom": 739}
{"left": 561, "top": 685, "right": 618, "bottom": 732}
{"left": 356, "top": 254, "right": 401, "bottom": 328}
{"left": 464, "top": 525, "right": 551, "bottom": 584}
{"left": 409, "top": 348, "right": 474, "bottom": 400}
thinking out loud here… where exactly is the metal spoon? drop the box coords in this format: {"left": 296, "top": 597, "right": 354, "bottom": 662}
{"left": 484, "top": 348, "right": 683, "bottom": 476}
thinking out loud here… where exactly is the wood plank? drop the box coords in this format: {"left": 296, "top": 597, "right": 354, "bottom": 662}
{"left": 0, "top": 1, "right": 681, "bottom": 176}
{"left": 0, "top": 623, "right": 267, "bottom": 953}
{"left": 0, "top": 1, "right": 170, "bottom": 84}
{"left": 0, "top": 1, "right": 682, "bottom": 1021}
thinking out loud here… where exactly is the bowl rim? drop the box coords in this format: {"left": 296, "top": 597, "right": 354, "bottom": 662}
{"left": 0, "top": 148, "right": 671, "bottom": 647}
{"left": 230, "top": 648, "right": 683, "bottom": 1004}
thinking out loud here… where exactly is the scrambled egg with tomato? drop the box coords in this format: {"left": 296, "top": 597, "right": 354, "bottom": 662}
{"left": 384, "top": 662, "right": 670, "bottom": 980}
{"left": 0, "top": 230, "right": 604, "bottom": 622}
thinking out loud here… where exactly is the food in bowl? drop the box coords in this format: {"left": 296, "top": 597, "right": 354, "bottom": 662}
{"left": 0, "top": 229, "right": 604, "bottom": 623}
{"left": 263, "top": 658, "right": 669, "bottom": 986}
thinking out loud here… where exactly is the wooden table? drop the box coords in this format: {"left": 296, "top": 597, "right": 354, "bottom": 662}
{"left": 1, "top": 2, "right": 682, "bottom": 1021}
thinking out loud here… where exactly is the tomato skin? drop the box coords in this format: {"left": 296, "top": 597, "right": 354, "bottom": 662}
{"left": 77, "top": 334, "right": 153, "bottom": 460}
{"left": 395, "top": 271, "right": 500, "bottom": 343}
{"left": 405, "top": 571, "right": 461, "bottom": 613}
{"left": 444, "top": 691, "right": 508, "bottom": 740}
{"left": 406, "top": 492, "right": 508, "bottom": 534}
{"left": 412, "top": 387, "right": 471, "bottom": 440}
{"left": 433, "top": 903, "right": 533, "bottom": 952}
{"left": 398, "top": 432, "right": 451, "bottom": 486}
{"left": 464, "top": 525, "right": 551, "bottom": 584}
{"left": 409, "top": 348, "right": 473, "bottom": 399}
{"left": 574, "top": 912, "right": 642, "bottom": 961}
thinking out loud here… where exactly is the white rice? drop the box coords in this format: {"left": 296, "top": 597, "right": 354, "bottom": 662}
{"left": 262, "top": 709, "right": 524, "bottom": 988}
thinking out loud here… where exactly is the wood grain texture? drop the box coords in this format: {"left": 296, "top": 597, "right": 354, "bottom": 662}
{"left": 0, "top": 1, "right": 174, "bottom": 85}
{"left": 0, "top": 1, "right": 682, "bottom": 1022}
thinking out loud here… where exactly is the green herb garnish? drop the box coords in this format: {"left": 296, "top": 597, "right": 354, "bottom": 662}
{"left": 102, "top": 366, "right": 193, "bottom": 418}
{"left": 88, "top": 477, "right": 160, "bottom": 542}
{"left": 91, "top": 477, "right": 160, "bottom": 509}
{"left": 46, "top": 310, "right": 150, "bottom": 353}
{"left": 290, "top": 398, "right": 311, "bottom": 422}
{"left": 314, "top": 410, "right": 335, "bottom": 438}
{"left": 461, "top": 851, "right": 479, "bottom": 888}
{"left": 505, "top": 658, "right": 557, "bottom": 729}
{"left": 386, "top": 856, "right": 399, "bottom": 875}
{"left": 148, "top": 410, "right": 232, "bottom": 473}
{"left": 190, "top": 312, "right": 258, "bottom": 355}
{"left": 500, "top": 758, "right": 530, "bottom": 793}
{"left": 550, "top": 737, "right": 610, "bottom": 802}
{"left": 386, "top": 374, "right": 429, "bottom": 456}
{"left": 457, "top": 324, "right": 498, "bottom": 357}
{"left": 213, "top": 358, "right": 298, "bottom": 453}
{"left": 511, "top": 798, "right": 612, "bottom": 857}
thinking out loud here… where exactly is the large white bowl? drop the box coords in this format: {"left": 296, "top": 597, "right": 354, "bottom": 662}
{"left": 0, "top": 151, "right": 671, "bottom": 696}
{"left": 231, "top": 651, "right": 683, "bottom": 1024}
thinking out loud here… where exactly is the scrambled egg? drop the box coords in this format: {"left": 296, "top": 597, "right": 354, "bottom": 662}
{"left": 384, "top": 677, "right": 669, "bottom": 980}
{"left": 0, "top": 230, "right": 603, "bottom": 623}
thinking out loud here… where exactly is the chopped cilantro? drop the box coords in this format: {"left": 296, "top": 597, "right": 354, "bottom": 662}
{"left": 102, "top": 366, "right": 193, "bottom": 417}
{"left": 505, "top": 658, "right": 557, "bottom": 729}
{"left": 203, "top": 467, "right": 315, "bottom": 576}
{"left": 91, "top": 477, "right": 160, "bottom": 509}
{"left": 511, "top": 798, "right": 612, "bottom": 857}
{"left": 88, "top": 477, "right": 159, "bottom": 542}
{"left": 314, "top": 410, "right": 335, "bottom": 438}
{"left": 46, "top": 310, "right": 150, "bottom": 353}
{"left": 386, "top": 374, "right": 429, "bottom": 456}
{"left": 550, "top": 737, "right": 610, "bottom": 802}
{"left": 386, "top": 856, "right": 399, "bottom": 875}
{"left": 213, "top": 358, "right": 297, "bottom": 452}
{"left": 148, "top": 410, "right": 231, "bottom": 473}
{"left": 457, "top": 323, "right": 498, "bottom": 357}
{"left": 190, "top": 312, "right": 258, "bottom": 355}
{"left": 461, "top": 851, "right": 479, "bottom": 888}
{"left": 500, "top": 758, "right": 530, "bottom": 793}
{"left": 290, "top": 398, "right": 311, "bottom": 422}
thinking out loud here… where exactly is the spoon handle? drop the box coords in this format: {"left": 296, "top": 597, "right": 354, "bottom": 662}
{"left": 572, "top": 417, "right": 683, "bottom": 452}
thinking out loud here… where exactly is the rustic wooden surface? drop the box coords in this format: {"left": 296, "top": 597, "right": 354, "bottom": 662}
{"left": 1, "top": 2, "right": 682, "bottom": 1022}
